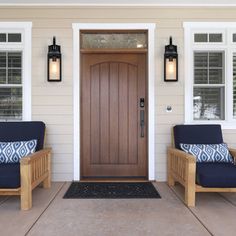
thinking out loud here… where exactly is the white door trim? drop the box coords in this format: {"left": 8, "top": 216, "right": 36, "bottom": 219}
{"left": 72, "top": 23, "right": 156, "bottom": 181}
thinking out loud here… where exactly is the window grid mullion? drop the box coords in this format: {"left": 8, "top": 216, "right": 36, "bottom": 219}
{"left": 6, "top": 52, "right": 8, "bottom": 84}
{"left": 207, "top": 52, "right": 209, "bottom": 84}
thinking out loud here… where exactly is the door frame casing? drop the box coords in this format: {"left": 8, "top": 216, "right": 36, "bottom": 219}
{"left": 72, "top": 23, "right": 156, "bottom": 181}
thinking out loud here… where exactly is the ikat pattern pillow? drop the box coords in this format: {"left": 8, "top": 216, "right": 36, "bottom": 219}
{"left": 0, "top": 140, "right": 37, "bottom": 163}
{"left": 180, "top": 143, "right": 233, "bottom": 163}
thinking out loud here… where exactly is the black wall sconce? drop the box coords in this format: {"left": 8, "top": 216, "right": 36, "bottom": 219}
{"left": 164, "top": 36, "right": 178, "bottom": 82}
{"left": 48, "top": 36, "right": 61, "bottom": 82}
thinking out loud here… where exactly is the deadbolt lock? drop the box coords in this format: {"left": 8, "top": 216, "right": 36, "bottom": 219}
{"left": 140, "top": 98, "right": 145, "bottom": 108}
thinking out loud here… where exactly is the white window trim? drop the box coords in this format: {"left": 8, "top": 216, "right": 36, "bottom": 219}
{"left": 183, "top": 22, "right": 236, "bottom": 129}
{"left": 72, "top": 23, "right": 156, "bottom": 181}
{"left": 0, "top": 22, "right": 32, "bottom": 121}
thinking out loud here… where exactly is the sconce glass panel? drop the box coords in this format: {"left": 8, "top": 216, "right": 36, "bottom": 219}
{"left": 48, "top": 58, "right": 60, "bottom": 81}
{"left": 165, "top": 58, "right": 177, "bottom": 81}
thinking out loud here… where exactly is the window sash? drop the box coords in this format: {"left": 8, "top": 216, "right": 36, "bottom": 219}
{"left": 193, "top": 51, "right": 225, "bottom": 121}
{"left": 0, "top": 86, "right": 22, "bottom": 121}
{"left": 0, "top": 49, "right": 23, "bottom": 121}
{"left": 193, "top": 86, "right": 225, "bottom": 120}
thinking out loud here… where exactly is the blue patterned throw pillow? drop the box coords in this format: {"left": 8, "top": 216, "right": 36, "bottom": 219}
{"left": 0, "top": 140, "right": 37, "bottom": 163}
{"left": 180, "top": 143, "right": 233, "bottom": 163}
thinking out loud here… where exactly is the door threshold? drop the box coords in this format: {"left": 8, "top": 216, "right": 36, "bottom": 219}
{"left": 79, "top": 177, "right": 151, "bottom": 183}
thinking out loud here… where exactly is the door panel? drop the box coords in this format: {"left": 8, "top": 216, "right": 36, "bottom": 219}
{"left": 109, "top": 63, "right": 119, "bottom": 164}
{"left": 100, "top": 63, "right": 110, "bottom": 164}
{"left": 118, "top": 63, "right": 129, "bottom": 164}
{"left": 90, "top": 64, "right": 100, "bottom": 164}
{"left": 81, "top": 53, "right": 147, "bottom": 178}
{"left": 128, "top": 64, "right": 138, "bottom": 164}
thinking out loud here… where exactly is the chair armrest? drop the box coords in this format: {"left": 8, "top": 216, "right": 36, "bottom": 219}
{"left": 20, "top": 148, "right": 51, "bottom": 210}
{"left": 20, "top": 148, "right": 52, "bottom": 165}
{"left": 20, "top": 148, "right": 51, "bottom": 190}
{"left": 167, "top": 147, "right": 196, "bottom": 187}
{"left": 229, "top": 148, "right": 236, "bottom": 162}
{"left": 167, "top": 147, "right": 196, "bottom": 163}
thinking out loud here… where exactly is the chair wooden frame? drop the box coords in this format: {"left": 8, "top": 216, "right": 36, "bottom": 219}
{"left": 168, "top": 145, "right": 236, "bottom": 207}
{"left": 0, "top": 148, "right": 51, "bottom": 210}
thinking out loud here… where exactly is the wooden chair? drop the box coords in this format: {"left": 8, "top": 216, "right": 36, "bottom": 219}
{"left": 167, "top": 124, "right": 236, "bottom": 207}
{"left": 0, "top": 121, "right": 51, "bottom": 210}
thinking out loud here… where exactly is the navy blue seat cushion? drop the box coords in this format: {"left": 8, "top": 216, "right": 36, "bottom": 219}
{"left": 0, "top": 121, "right": 45, "bottom": 151}
{"left": 174, "top": 124, "right": 223, "bottom": 150}
{"left": 0, "top": 163, "right": 20, "bottom": 188}
{"left": 196, "top": 162, "right": 236, "bottom": 187}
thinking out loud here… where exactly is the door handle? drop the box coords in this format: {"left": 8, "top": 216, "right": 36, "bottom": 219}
{"left": 140, "top": 110, "right": 145, "bottom": 138}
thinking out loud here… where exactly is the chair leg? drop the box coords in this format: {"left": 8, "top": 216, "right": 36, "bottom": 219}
{"left": 43, "top": 152, "right": 51, "bottom": 189}
{"left": 168, "top": 174, "right": 175, "bottom": 187}
{"left": 20, "top": 163, "right": 32, "bottom": 210}
{"left": 184, "top": 160, "right": 196, "bottom": 207}
{"left": 43, "top": 175, "right": 51, "bottom": 189}
{"left": 185, "top": 185, "right": 195, "bottom": 207}
{"left": 21, "top": 185, "right": 32, "bottom": 210}
{"left": 167, "top": 150, "right": 175, "bottom": 187}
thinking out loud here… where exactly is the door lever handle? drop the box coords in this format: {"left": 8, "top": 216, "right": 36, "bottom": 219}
{"left": 140, "top": 110, "right": 145, "bottom": 138}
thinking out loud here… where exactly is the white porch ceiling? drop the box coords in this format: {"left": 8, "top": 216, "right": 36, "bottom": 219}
{"left": 1, "top": 0, "right": 236, "bottom": 7}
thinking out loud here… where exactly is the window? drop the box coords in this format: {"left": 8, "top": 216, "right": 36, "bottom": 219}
{"left": 0, "top": 23, "right": 32, "bottom": 121}
{"left": 193, "top": 52, "right": 225, "bottom": 120}
{"left": 81, "top": 31, "right": 147, "bottom": 49}
{"left": 184, "top": 22, "right": 236, "bottom": 128}
{"left": 194, "top": 33, "right": 223, "bottom": 43}
{"left": 0, "top": 52, "right": 22, "bottom": 120}
{"left": 0, "top": 33, "right": 21, "bottom": 43}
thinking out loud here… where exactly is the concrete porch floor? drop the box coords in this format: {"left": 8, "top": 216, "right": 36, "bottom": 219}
{"left": 1, "top": 182, "right": 236, "bottom": 236}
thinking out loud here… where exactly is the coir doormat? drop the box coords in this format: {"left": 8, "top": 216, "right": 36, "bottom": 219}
{"left": 63, "top": 182, "right": 161, "bottom": 199}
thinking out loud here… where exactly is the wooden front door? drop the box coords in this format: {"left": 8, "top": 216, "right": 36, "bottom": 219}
{"left": 81, "top": 52, "right": 147, "bottom": 178}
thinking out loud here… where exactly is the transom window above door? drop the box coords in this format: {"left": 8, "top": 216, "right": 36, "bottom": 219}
{"left": 81, "top": 31, "right": 147, "bottom": 49}
{"left": 184, "top": 22, "right": 236, "bottom": 128}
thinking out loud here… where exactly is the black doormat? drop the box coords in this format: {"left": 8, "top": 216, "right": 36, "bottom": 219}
{"left": 63, "top": 182, "right": 161, "bottom": 199}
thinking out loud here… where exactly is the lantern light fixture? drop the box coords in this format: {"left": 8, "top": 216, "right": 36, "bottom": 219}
{"left": 47, "top": 36, "right": 61, "bottom": 82}
{"left": 164, "top": 36, "right": 178, "bottom": 82}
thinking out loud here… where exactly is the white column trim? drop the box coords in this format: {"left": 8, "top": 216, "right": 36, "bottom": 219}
{"left": 72, "top": 23, "right": 156, "bottom": 181}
